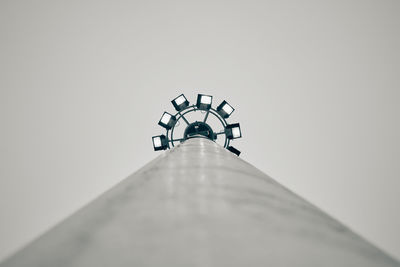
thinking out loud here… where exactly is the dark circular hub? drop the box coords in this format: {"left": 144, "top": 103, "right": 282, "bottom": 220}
{"left": 184, "top": 121, "right": 215, "bottom": 140}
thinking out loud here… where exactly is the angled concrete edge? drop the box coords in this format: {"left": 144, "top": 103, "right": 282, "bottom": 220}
{"left": 1, "top": 138, "right": 399, "bottom": 267}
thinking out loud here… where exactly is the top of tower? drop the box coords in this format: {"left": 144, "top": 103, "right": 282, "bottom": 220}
{"left": 152, "top": 93, "right": 242, "bottom": 156}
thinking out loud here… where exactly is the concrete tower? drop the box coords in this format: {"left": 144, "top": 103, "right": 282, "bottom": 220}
{"left": 0, "top": 138, "right": 398, "bottom": 267}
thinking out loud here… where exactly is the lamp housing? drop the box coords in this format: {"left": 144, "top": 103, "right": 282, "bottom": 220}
{"left": 196, "top": 94, "right": 213, "bottom": 110}
{"left": 158, "top": 112, "right": 176, "bottom": 130}
{"left": 171, "top": 94, "right": 189, "bottom": 111}
{"left": 225, "top": 123, "right": 242, "bottom": 139}
{"left": 227, "top": 146, "right": 241, "bottom": 156}
{"left": 152, "top": 135, "right": 169, "bottom": 151}
{"left": 216, "top": 100, "right": 235, "bottom": 118}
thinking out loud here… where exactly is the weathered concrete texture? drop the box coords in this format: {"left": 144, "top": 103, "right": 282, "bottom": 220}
{"left": 1, "top": 138, "right": 398, "bottom": 267}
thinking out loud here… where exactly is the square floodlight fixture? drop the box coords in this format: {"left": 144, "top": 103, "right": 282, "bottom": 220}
{"left": 227, "top": 146, "right": 241, "bottom": 156}
{"left": 196, "top": 94, "right": 213, "bottom": 110}
{"left": 171, "top": 94, "right": 189, "bottom": 111}
{"left": 225, "top": 123, "right": 242, "bottom": 139}
{"left": 216, "top": 100, "right": 235, "bottom": 118}
{"left": 152, "top": 135, "right": 169, "bottom": 151}
{"left": 158, "top": 112, "right": 176, "bottom": 130}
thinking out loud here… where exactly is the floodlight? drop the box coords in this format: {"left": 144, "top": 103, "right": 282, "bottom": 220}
{"left": 196, "top": 94, "right": 213, "bottom": 110}
{"left": 152, "top": 94, "right": 243, "bottom": 151}
{"left": 227, "top": 146, "right": 241, "bottom": 156}
{"left": 171, "top": 94, "right": 189, "bottom": 111}
{"left": 216, "top": 100, "right": 235, "bottom": 118}
{"left": 158, "top": 112, "right": 176, "bottom": 130}
{"left": 225, "top": 123, "right": 241, "bottom": 139}
{"left": 152, "top": 135, "right": 169, "bottom": 151}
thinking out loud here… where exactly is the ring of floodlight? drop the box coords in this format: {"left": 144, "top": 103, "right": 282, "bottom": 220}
{"left": 166, "top": 104, "right": 231, "bottom": 148}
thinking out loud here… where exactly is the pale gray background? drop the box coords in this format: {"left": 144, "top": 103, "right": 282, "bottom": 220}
{"left": 0, "top": 0, "right": 399, "bottom": 262}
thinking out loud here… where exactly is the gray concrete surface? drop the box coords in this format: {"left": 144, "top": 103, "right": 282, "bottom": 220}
{"left": 1, "top": 138, "right": 398, "bottom": 267}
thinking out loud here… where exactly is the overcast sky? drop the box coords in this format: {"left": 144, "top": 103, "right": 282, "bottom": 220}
{"left": 1, "top": 0, "right": 399, "bottom": 262}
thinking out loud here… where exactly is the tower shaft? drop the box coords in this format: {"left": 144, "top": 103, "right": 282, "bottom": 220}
{"left": 1, "top": 138, "right": 398, "bottom": 267}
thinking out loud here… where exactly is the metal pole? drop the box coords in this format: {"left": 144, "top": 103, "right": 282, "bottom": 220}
{"left": 1, "top": 138, "right": 398, "bottom": 267}
{"left": 178, "top": 111, "right": 190, "bottom": 125}
{"left": 203, "top": 110, "right": 210, "bottom": 122}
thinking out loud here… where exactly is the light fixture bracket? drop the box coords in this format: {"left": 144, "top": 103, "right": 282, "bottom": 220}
{"left": 152, "top": 94, "right": 242, "bottom": 155}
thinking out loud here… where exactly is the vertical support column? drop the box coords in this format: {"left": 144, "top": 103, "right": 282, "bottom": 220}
{"left": 1, "top": 138, "right": 398, "bottom": 267}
